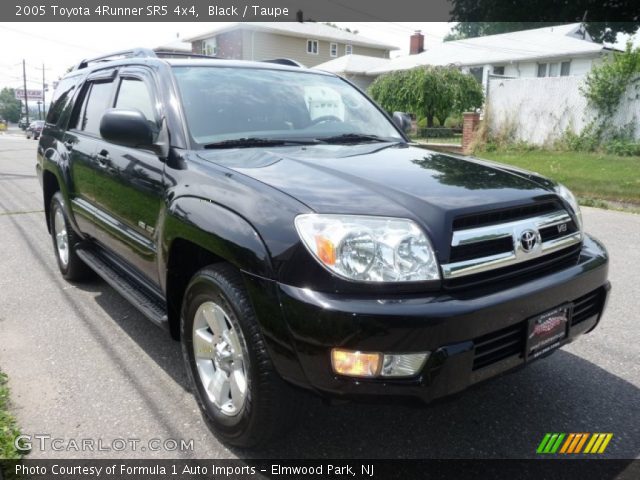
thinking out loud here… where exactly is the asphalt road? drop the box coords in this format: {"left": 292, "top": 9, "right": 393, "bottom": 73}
{"left": 0, "top": 132, "right": 638, "bottom": 460}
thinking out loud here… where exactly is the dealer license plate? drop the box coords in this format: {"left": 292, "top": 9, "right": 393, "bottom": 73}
{"left": 527, "top": 305, "right": 571, "bottom": 360}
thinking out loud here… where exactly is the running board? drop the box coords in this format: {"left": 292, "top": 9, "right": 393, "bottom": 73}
{"left": 76, "top": 248, "right": 169, "bottom": 330}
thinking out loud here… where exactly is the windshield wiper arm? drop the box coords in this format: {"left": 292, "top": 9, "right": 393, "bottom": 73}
{"left": 204, "top": 137, "right": 320, "bottom": 149}
{"left": 317, "top": 133, "right": 400, "bottom": 144}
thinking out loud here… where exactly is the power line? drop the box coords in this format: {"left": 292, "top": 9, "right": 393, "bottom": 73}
{"left": 0, "top": 25, "right": 102, "bottom": 54}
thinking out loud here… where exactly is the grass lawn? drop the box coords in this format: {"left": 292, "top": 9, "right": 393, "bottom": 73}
{"left": 478, "top": 150, "right": 640, "bottom": 205}
{"left": 0, "top": 371, "right": 22, "bottom": 459}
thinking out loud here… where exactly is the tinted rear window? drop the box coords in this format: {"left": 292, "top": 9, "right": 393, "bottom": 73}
{"left": 46, "top": 76, "right": 79, "bottom": 126}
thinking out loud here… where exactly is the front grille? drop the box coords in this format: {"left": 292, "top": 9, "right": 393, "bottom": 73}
{"left": 453, "top": 201, "right": 561, "bottom": 230}
{"left": 539, "top": 220, "right": 579, "bottom": 242}
{"left": 442, "top": 205, "right": 582, "bottom": 287}
{"left": 572, "top": 288, "right": 605, "bottom": 326}
{"left": 472, "top": 287, "right": 605, "bottom": 371}
{"left": 472, "top": 322, "right": 526, "bottom": 370}
{"left": 449, "top": 236, "right": 513, "bottom": 263}
{"left": 445, "top": 244, "right": 581, "bottom": 290}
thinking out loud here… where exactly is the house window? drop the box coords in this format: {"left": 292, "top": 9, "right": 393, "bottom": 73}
{"left": 203, "top": 38, "right": 217, "bottom": 57}
{"left": 345, "top": 44, "right": 353, "bottom": 55}
{"left": 560, "top": 61, "right": 571, "bottom": 76}
{"left": 493, "top": 66, "right": 505, "bottom": 76}
{"left": 330, "top": 43, "right": 338, "bottom": 57}
{"left": 469, "top": 67, "right": 483, "bottom": 84}
{"left": 549, "top": 62, "right": 560, "bottom": 77}
{"left": 306, "top": 39, "right": 319, "bottom": 55}
{"left": 537, "top": 63, "right": 548, "bottom": 77}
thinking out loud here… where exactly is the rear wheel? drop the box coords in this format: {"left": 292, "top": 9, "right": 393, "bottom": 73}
{"left": 181, "top": 264, "right": 300, "bottom": 447}
{"left": 50, "top": 192, "right": 91, "bottom": 281}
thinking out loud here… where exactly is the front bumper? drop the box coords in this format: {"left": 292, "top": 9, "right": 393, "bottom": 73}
{"left": 275, "top": 234, "right": 610, "bottom": 403}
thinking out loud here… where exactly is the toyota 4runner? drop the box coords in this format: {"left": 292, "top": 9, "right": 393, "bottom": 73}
{"left": 37, "top": 49, "right": 610, "bottom": 447}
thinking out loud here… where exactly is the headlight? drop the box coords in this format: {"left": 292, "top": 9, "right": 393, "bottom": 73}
{"left": 294, "top": 214, "right": 439, "bottom": 282}
{"left": 555, "top": 184, "right": 582, "bottom": 230}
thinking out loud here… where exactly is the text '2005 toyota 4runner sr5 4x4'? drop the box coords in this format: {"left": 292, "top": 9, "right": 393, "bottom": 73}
{"left": 37, "top": 49, "right": 610, "bottom": 447}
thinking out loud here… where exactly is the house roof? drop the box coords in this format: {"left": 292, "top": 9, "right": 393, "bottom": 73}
{"left": 369, "top": 23, "right": 608, "bottom": 75}
{"left": 154, "top": 39, "right": 192, "bottom": 52}
{"left": 186, "top": 22, "right": 398, "bottom": 51}
{"left": 313, "top": 54, "right": 391, "bottom": 75}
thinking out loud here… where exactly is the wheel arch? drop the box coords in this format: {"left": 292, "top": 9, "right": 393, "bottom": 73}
{"left": 42, "top": 169, "right": 61, "bottom": 233}
{"left": 161, "top": 196, "right": 274, "bottom": 340}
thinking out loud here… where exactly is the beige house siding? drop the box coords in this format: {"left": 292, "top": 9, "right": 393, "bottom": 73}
{"left": 242, "top": 31, "right": 389, "bottom": 66}
{"left": 193, "top": 29, "right": 389, "bottom": 66}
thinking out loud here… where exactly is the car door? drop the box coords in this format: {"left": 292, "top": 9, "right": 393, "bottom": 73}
{"left": 64, "top": 69, "right": 117, "bottom": 239}
{"left": 91, "top": 67, "right": 166, "bottom": 285}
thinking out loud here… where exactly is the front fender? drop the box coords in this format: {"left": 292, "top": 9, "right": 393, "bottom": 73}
{"left": 159, "top": 195, "right": 274, "bottom": 287}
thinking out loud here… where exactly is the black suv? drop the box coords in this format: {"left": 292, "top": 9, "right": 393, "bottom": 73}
{"left": 37, "top": 49, "right": 610, "bottom": 447}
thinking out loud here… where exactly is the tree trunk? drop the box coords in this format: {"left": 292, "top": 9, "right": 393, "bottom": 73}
{"left": 427, "top": 115, "right": 435, "bottom": 127}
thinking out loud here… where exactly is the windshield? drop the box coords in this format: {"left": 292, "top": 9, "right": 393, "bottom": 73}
{"left": 172, "top": 66, "right": 404, "bottom": 146}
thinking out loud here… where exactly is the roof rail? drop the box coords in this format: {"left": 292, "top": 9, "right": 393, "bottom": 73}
{"left": 74, "top": 48, "right": 157, "bottom": 70}
{"left": 153, "top": 51, "right": 217, "bottom": 60}
{"left": 262, "top": 58, "right": 305, "bottom": 68}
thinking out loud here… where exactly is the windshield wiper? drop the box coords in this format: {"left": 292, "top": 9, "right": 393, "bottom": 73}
{"left": 316, "top": 133, "right": 400, "bottom": 144}
{"left": 204, "top": 137, "right": 320, "bottom": 149}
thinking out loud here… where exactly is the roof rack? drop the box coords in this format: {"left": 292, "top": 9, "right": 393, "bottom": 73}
{"left": 74, "top": 48, "right": 157, "bottom": 70}
{"left": 154, "top": 51, "right": 217, "bottom": 60}
{"left": 262, "top": 58, "right": 305, "bottom": 68}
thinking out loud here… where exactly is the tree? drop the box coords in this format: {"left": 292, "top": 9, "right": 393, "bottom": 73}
{"left": 446, "top": 12, "right": 639, "bottom": 44}
{"left": 582, "top": 42, "right": 640, "bottom": 117}
{"left": 368, "top": 66, "right": 484, "bottom": 127}
{"left": 0, "top": 88, "right": 22, "bottom": 123}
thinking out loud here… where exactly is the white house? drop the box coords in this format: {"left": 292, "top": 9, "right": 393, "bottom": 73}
{"left": 368, "top": 24, "right": 616, "bottom": 89}
{"left": 312, "top": 54, "right": 391, "bottom": 90}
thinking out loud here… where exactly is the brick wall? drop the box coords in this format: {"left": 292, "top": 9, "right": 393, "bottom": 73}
{"left": 462, "top": 112, "right": 480, "bottom": 154}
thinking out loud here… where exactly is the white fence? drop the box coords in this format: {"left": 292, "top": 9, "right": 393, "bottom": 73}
{"left": 486, "top": 75, "right": 640, "bottom": 145}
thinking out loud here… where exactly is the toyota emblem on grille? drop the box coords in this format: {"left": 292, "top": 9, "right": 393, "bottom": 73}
{"left": 520, "top": 229, "right": 539, "bottom": 253}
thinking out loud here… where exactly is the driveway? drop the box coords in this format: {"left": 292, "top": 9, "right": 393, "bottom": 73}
{"left": 0, "top": 135, "right": 638, "bottom": 459}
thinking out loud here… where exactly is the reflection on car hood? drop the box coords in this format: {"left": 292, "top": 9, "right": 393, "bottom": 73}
{"left": 197, "top": 144, "right": 558, "bottom": 246}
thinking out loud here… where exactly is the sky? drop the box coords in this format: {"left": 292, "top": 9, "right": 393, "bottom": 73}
{"left": 0, "top": 22, "right": 637, "bottom": 94}
{"left": 0, "top": 22, "right": 455, "bottom": 91}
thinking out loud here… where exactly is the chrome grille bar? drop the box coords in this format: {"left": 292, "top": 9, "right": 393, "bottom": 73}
{"left": 442, "top": 211, "right": 581, "bottom": 279}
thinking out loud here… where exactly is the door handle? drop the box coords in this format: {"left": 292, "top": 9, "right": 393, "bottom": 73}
{"left": 96, "top": 150, "right": 110, "bottom": 167}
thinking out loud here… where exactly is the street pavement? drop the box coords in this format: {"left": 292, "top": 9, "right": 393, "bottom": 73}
{"left": 0, "top": 134, "right": 638, "bottom": 459}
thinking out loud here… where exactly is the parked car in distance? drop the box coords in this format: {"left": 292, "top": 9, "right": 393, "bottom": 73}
{"left": 18, "top": 117, "right": 29, "bottom": 129}
{"left": 26, "top": 120, "right": 44, "bottom": 139}
{"left": 37, "top": 48, "right": 610, "bottom": 448}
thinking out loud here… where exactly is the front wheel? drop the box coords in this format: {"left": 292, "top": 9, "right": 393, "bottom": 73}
{"left": 181, "top": 264, "right": 300, "bottom": 447}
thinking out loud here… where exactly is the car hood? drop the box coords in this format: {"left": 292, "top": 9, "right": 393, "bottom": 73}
{"left": 197, "top": 143, "right": 558, "bottom": 252}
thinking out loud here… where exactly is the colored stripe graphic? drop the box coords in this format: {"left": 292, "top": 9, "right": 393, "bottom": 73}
{"left": 537, "top": 433, "right": 552, "bottom": 454}
{"left": 574, "top": 433, "right": 589, "bottom": 453}
{"left": 538, "top": 433, "right": 613, "bottom": 454}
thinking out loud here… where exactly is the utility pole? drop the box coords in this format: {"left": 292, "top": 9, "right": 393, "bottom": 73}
{"left": 22, "top": 59, "right": 29, "bottom": 125}
{"left": 42, "top": 63, "right": 46, "bottom": 120}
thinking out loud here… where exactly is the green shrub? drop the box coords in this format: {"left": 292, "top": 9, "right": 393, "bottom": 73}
{"left": 603, "top": 139, "right": 640, "bottom": 156}
{"left": 419, "top": 127, "right": 457, "bottom": 138}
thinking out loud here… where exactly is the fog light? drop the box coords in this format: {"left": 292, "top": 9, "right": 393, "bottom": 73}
{"left": 331, "top": 349, "right": 382, "bottom": 377}
{"left": 381, "top": 353, "right": 429, "bottom": 377}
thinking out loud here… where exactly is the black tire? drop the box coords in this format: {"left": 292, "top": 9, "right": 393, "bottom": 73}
{"left": 181, "top": 264, "right": 300, "bottom": 448}
{"left": 49, "top": 192, "right": 92, "bottom": 281}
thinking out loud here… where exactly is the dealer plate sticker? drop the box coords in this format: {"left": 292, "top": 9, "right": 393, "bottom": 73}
{"left": 527, "top": 305, "right": 570, "bottom": 360}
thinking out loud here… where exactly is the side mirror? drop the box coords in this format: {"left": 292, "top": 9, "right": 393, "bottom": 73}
{"left": 100, "top": 109, "right": 154, "bottom": 148}
{"left": 392, "top": 111, "right": 412, "bottom": 134}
